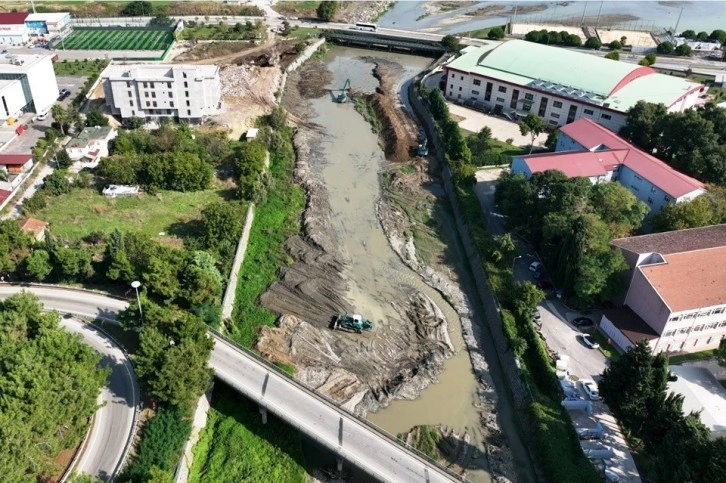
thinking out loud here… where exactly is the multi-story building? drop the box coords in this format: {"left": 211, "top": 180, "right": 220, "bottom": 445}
{"left": 600, "top": 224, "right": 726, "bottom": 354}
{"left": 0, "top": 52, "right": 59, "bottom": 120}
{"left": 101, "top": 64, "right": 221, "bottom": 122}
{"left": 510, "top": 118, "right": 706, "bottom": 215}
{"left": 0, "top": 12, "right": 30, "bottom": 45}
{"left": 25, "top": 13, "right": 72, "bottom": 39}
{"left": 444, "top": 40, "right": 704, "bottom": 132}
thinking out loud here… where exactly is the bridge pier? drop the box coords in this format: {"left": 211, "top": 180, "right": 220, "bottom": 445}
{"left": 259, "top": 406, "right": 267, "bottom": 424}
{"left": 336, "top": 456, "right": 343, "bottom": 472}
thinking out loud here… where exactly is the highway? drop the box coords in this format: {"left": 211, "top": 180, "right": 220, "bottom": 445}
{"left": 0, "top": 285, "right": 463, "bottom": 483}
{"left": 61, "top": 318, "right": 140, "bottom": 482}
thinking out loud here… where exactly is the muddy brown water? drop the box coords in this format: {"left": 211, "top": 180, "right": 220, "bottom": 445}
{"left": 311, "top": 47, "right": 490, "bottom": 483}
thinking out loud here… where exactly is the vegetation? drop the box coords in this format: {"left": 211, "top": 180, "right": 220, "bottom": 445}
{"left": 600, "top": 341, "right": 726, "bottom": 482}
{"left": 657, "top": 41, "right": 675, "bottom": 54}
{"left": 487, "top": 26, "right": 505, "bottom": 40}
{"left": 0, "top": 293, "right": 108, "bottom": 480}
{"left": 639, "top": 52, "right": 657, "bottom": 66}
{"left": 440, "top": 34, "right": 461, "bottom": 52}
{"left": 178, "top": 20, "right": 266, "bottom": 42}
{"left": 524, "top": 29, "right": 582, "bottom": 47}
{"left": 123, "top": 406, "right": 191, "bottom": 483}
{"left": 651, "top": 196, "right": 720, "bottom": 232}
{"left": 316, "top": 0, "right": 338, "bottom": 21}
{"left": 461, "top": 25, "right": 507, "bottom": 40}
{"left": 584, "top": 37, "right": 602, "bottom": 49}
{"left": 604, "top": 51, "right": 620, "bottom": 61}
{"left": 608, "top": 40, "right": 622, "bottom": 50}
{"left": 675, "top": 43, "right": 692, "bottom": 56}
{"left": 518, "top": 112, "right": 546, "bottom": 154}
{"left": 188, "top": 382, "right": 306, "bottom": 483}
{"left": 399, "top": 426, "right": 442, "bottom": 460}
{"left": 53, "top": 58, "right": 109, "bottom": 77}
{"left": 229, "top": 112, "right": 305, "bottom": 348}
{"left": 85, "top": 108, "right": 109, "bottom": 127}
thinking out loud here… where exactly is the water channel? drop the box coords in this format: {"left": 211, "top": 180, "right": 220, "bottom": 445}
{"left": 308, "top": 46, "right": 489, "bottom": 482}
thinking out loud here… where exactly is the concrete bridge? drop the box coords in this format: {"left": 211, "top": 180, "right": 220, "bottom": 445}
{"left": 325, "top": 29, "right": 448, "bottom": 55}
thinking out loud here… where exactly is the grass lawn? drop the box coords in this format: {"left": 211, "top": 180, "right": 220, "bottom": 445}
{"left": 668, "top": 348, "right": 719, "bottom": 365}
{"left": 488, "top": 137, "right": 528, "bottom": 157}
{"left": 178, "top": 24, "right": 264, "bottom": 41}
{"left": 286, "top": 27, "right": 321, "bottom": 41}
{"left": 53, "top": 59, "right": 109, "bottom": 77}
{"left": 61, "top": 27, "right": 173, "bottom": 50}
{"left": 277, "top": 0, "right": 319, "bottom": 12}
{"left": 461, "top": 25, "right": 507, "bottom": 39}
{"left": 35, "top": 185, "right": 235, "bottom": 240}
{"left": 188, "top": 382, "right": 306, "bottom": 483}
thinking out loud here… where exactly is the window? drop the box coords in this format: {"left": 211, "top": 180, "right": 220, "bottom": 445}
{"left": 459, "top": 86, "right": 462, "bottom": 91}
{"left": 169, "top": 92, "right": 173, "bottom": 98}
{"left": 143, "top": 82, "right": 147, "bottom": 88}
{"left": 683, "top": 313, "right": 695, "bottom": 319}
{"left": 663, "top": 330, "right": 674, "bottom": 337}
{"left": 548, "top": 120, "right": 558, "bottom": 125}
{"left": 553, "top": 101, "right": 563, "bottom": 108}
{"left": 694, "top": 325, "right": 704, "bottom": 332}
{"left": 634, "top": 174, "right": 643, "bottom": 182}
{"left": 669, "top": 315, "right": 682, "bottom": 322}
{"left": 647, "top": 197, "right": 653, "bottom": 204}
{"left": 524, "top": 93, "right": 533, "bottom": 101}
{"left": 484, "top": 82, "right": 492, "bottom": 102}
{"left": 496, "top": 97, "right": 505, "bottom": 102}
{"left": 152, "top": 101, "right": 157, "bottom": 107}
{"left": 472, "top": 90, "right": 479, "bottom": 95}
{"left": 460, "top": 76, "right": 463, "bottom": 80}
{"left": 451, "top": 73, "right": 455, "bottom": 78}
{"left": 498, "top": 86, "right": 507, "bottom": 93}
{"left": 167, "top": 82, "right": 172, "bottom": 88}
{"left": 679, "top": 327, "right": 690, "bottom": 334}
{"left": 601, "top": 113, "right": 612, "bottom": 120}
{"left": 146, "top": 101, "right": 150, "bottom": 107}
{"left": 551, "top": 113, "right": 560, "bottom": 119}
{"left": 151, "top": 92, "right": 156, "bottom": 98}
{"left": 584, "top": 109, "right": 594, "bottom": 115}
{"left": 183, "top": 72, "right": 187, "bottom": 79}
{"left": 186, "top": 100, "right": 190, "bottom": 107}
{"left": 510, "top": 89, "right": 519, "bottom": 109}
{"left": 126, "top": 81, "right": 131, "bottom": 88}
{"left": 184, "top": 81, "right": 188, "bottom": 88}
{"left": 450, "top": 84, "right": 453, "bottom": 90}
{"left": 651, "top": 186, "right": 657, "bottom": 193}
{"left": 185, "top": 91, "right": 189, "bottom": 97}
{"left": 713, "top": 308, "right": 725, "bottom": 315}
{"left": 167, "top": 109, "right": 172, "bottom": 115}
{"left": 522, "top": 102, "right": 532, "bottom": 112}
{"left": 187, "top": 109, "right": 191, "bottom": 116}
{"left": 170, "top": 101, "right": 174, "bottom": 107}
{"left": 473, "top": 79, "right": 481, "bottom": 86}
{"left": 130, "top": 100, "right": 134, "bottom": 106}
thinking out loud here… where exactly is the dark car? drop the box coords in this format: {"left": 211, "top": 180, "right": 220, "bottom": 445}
{"left": 536, "top": 280, "right": 553, "bottom": 290}
{"left": 572, "top": 317, "right": 595, "bottom": 329}
{"left": 58, "top": 88, "right": 71, "bottom": 101}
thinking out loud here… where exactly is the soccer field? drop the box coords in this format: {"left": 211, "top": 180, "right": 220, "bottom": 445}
{"left": 60, "top": 28, "right": 174, "bottom": 50}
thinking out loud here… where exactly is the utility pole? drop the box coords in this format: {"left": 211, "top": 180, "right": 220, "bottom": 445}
{"left": 512, "top": 4, "right": 518, "bottom": 34}
{"left": 30, "top": 0, "right": 36, "bottom": 14}
{"left": 595, "top": 1, "right": 603, "bottom": 30}
{"left": 580, "top": 1, "right": 588, "bottom": 26}
{"left": 674, "top": 6, "right": 684, "bottom": 35}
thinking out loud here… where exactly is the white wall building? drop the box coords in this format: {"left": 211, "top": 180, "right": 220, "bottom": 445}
{"left": 25, "top": 13, "right": 72, "bottom": 39}
{"left": 0, "top": 12, "right": 30, "bottom": 45}
{"left": 444, "top": 40, "right": 705, "bottom": 132}
{"left": 0, "top": 52, "right": 59, "bottom": 120}
{"left": 101, "top": 64, "right": 221, "bottom": 122}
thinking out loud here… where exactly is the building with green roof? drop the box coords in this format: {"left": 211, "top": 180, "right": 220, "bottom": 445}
{"left": 443, "top": 40, "right": 704, "bottom": 131}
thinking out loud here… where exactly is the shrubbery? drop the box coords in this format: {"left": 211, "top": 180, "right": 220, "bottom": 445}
{"left": 524, "top": 29, "right": 582, "bottom": 47}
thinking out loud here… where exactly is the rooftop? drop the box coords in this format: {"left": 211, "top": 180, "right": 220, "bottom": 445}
{"left": 447, "top": 40, "right": 702, "bottom": 112}
{"left": 0, "top": 12, "right": 29, "bottom": 25}
{"left": 602, "top": 307, "right": 660, "bottom": 344}
{"left": 639, "top": 247, "right": 726, "bottom": 312}
{"left": 67, "top": 126, "right": 113, "bottom": 148}
{"left": 103, "top": 63, "right": 219, "bottom": 81}
{"left": 0, "top": 153, "right": 32, "bottom": 165}
{"left": 25, "top": 12, "right": 70, "bottom": 23}
{"left": 0, "top": 53, "right": 53, "bottom": 73}
{"left": 19, "top": 218, "right": 47, "bottom": 238}
{"left": 556, "top": 118, "right": 705, "bottom": 198}
{"left": 612, "top": 224, "right": 726, "bottom": 256}
{"left": 668, "top": 365, "right": 726, "bottom": 437}
{"left": 517, "top": 149, "right": 626, "bottom": 178}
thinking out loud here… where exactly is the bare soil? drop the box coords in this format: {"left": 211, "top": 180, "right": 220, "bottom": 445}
{"left": 465, "top": 3, "right": 548, "bottom": 17}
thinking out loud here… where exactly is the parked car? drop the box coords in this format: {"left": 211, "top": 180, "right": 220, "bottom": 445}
{"left": 581, "top": 379, "right": 601, "bottom": 400}
{"left": 533, "top": 309, "right": 541, "bottom": 321}
{"left": 536, "top": 280, "right": 553, "bottom": 290}
{"left": 581, "top": 333, "right": 600, "bottom": 349}
{"left": 528, "top": 261, "right": 543, "bottom": 272}
{"left": 572, "top": 317, "right": 594, "bottom": 329}
{"left": 35, "top": 111, "right": 48, "bottom": 121}
{"left": 58, "top": 88, "right": 70, "bottom": 101}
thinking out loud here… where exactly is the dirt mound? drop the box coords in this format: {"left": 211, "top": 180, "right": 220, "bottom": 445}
{"left": 296, "top": 60, "right": 334, "bottom": 99}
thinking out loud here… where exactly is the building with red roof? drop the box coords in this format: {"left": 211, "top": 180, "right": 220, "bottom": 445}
{"left": 510, "top": 118, "right": 706, "bottom": 215}
{"left": 0, "top": 12, "right": 29, "bottom": 45}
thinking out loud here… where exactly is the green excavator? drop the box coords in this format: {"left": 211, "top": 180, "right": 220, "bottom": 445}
{"left": 333, "top": 78, "right": 351, "bottom": 103}
{"left": 332, "top": 313, "right": 374, "bottom": 333}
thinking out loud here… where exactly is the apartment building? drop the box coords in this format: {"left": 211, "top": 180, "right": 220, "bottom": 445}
{"left": 444, "top": 40, "right": 704, "bottom": 132}
{"left": 0, "top": 52, "right": 58, "bottom": 120}
{"left": 102, "top": 64, "right": 221, "bottom": 122}
{"left": 600, "top": 225, "right": 726, "bottom": 354}
{"left": 510, "top": 118, "right": 706, "bottom": 215}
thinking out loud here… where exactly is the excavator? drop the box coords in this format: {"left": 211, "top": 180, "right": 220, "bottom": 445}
{"left": 331, "top": 313, "right": 374, "bottom": 333}
{"left": 333, "top": 78, "right": 351, "bottom": 103}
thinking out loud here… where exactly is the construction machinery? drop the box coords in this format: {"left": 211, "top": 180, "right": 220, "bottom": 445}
{"left": 333, "top": 78, "right": 351, "bottom": 103}
{"left": 417, "top": 138, "right": 429, "bottom": 157}
{"left": 332, "top": 313, "right": 374, "bottom": 333}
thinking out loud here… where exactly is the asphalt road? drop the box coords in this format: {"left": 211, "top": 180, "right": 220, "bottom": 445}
{"left": 0, "top": 285, "right": 463, "bottom": 483}
{"left": 60, "top": 318, "right": 139, "bottom": 482}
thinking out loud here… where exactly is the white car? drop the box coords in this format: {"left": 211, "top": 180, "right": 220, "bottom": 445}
{"left": 36, "top": 111, "right": 48, "bottom": 121}
{"left": 581, "top": 333, "right": 600, "bottom": 349}
{"left": 581, "top": 380, "right": 601, "bottom": 401}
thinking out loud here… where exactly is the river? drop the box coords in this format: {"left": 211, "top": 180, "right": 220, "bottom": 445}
{"left": 308, "top": 46, "right": 490, "bottom": 482}
{"left": 379, "top": 1, "right": 726, "bottom": 35}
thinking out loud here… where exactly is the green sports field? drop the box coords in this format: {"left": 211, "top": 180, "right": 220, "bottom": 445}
{"left": 60, "top": 27, "right": 174, "bottom": 50}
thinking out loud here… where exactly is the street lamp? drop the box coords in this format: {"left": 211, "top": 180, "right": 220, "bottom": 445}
{"left": 511, "top": 255, "right": 522, "bottom": 274}
{"left": 131, "top": 280, "right": 143, "bottom": 323}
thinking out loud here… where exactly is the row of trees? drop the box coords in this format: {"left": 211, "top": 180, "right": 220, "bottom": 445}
{"left": 656, "top": 41, "right": 693, "bottom": 56}
{"left": 680, "top": 28, "right": 726, "bottom": 43}
{"left": 495, "top": 170, "right": 649, "bottom": 305}
{"left": 600, "top": 341, "right": 726, "bottom": 482}
{"left": 524, "top": 29, "right": 582, "bottom": 47}
{"left": 0, "top": 293, "right": 108, "bottom": 480}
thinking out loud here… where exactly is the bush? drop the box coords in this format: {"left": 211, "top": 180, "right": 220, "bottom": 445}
{"left": 657, "top": 41, "right": 674, "bottom": 54}
{"left": 56, "top": 149, "right": 72, "bottom": 169}
{"left": 585, "top": 37, "right": 602, "bottom": 49}
{"left": 605, "top": 51, "right": 620, "bottom": 61}
{"left": 487, "top": 27, "right": 505, "bottom": 40}
{"left": 41, "top": 170, "right": 71, "bottom": 196}
{"left": 22, "top": 192, "right": 47, "bottom": 213}
{"left": 608, "top": 40, "right": 622, "bottom": 50}
{"left": 675, "top": 43, "right": 692, "bottom": 56}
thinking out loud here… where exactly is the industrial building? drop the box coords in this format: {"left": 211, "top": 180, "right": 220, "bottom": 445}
{"left": 510, "top": 118, "right": 706, "bottom": 215}
{"left": 25, "top": 12, "right": 72, "bottom": 38}
{"left": 601, "top": 224, "right": 726, "bottom": 354}
{"left": 101, "top": 64, "right": 221, "bottom": 122}
{"left": 444, "top": 40, "right": 704, "bottom": 131}
{"left": 0, "top": 52, "right": 59, "bottom": 121}
{"left": 0, "top": 12, "right": 30, "bottom": 45}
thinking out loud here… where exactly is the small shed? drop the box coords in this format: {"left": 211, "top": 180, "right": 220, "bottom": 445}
{"left": 19, "top": 217, "right": 48, "bottom": 241}
{"left": 245, "top": 128, "right": 259, "bottom": 141}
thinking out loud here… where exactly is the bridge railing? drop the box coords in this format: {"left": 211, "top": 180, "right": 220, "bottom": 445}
{"left": 207, "top": 328, "right": 468, "bottom": 482}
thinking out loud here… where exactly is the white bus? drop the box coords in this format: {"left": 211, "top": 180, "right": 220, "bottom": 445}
{"left": 355, "top": 22, "right": 377, "bottom": 32}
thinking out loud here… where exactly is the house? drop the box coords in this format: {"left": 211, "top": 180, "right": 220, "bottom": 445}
{"left": 101, "top": 64, "right": 221, "bottom": 122}
{"left": 0, "top": 153, "right": 33, "bottom": 191}
{"left": 444, "top": 40, "right": 704, "bottom": 131}
{"left": 510, "top": 118, "right": 706, "bottom": 215}
{"left": 19, "top": 217, "right": 48, "bottom": 241}
{"left": 66, "top": 126, "right": 116, "bottom": 162}
{"left": 599, "top": 224, "right": 726, "bottom": 354}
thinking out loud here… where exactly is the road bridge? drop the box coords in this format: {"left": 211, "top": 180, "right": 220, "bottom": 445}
{"left": 325, "top": 29, "right": 448, "bottom": 55}
{"left": 0, "top": 285, "right": 466, "bottom": 483}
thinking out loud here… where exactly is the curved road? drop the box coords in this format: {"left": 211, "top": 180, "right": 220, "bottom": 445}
{"left": 0, "top": 285, "right": 462, "bottom": 483}
{"left": 61, "top": 318, "right": 140, "bottom": 482}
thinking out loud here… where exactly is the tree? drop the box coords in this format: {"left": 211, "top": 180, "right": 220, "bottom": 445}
{"left": 52, "top": 245, "right": 93, "bottom": 281}
{"left": 608, "top": 40, "right": 622, "bottom": 50}
{"left": 428, "top": 88, "right": 448, "bottom": 121}
{"left": 200, "top": 201, "right": 242, "bottom": 254}
{"left": 544, "top": 129, "right": 558, "bottom": 151}
{"left": 467, "top": 126, "right": 492, "bottom": 165}
{"left": 441, "top": 118, "right": 470, "bottom": 163}
{"left": 620, "top": 35, "right": 628, "bottom": 45}
{"left": 268, "top": 105, "right": 287, "bottom": 130}
{"left": 639, "top": 52, "right": 657, "bottom": 66}
{"left": 710, "top": 29, "right": 726, "bottom": 43}
{"left": 651, "top": 196, "right": 719, "bottom": 232}
{"left": 25, "top": 249, "right": 52, "bottom": 280}
{"left": 55, "top": 148, "right": 72, "bottom": 169}
{"left": 681, "top": 29, "right": 696, "bottom": 39}
{"left": 96, "top": 155, "right": 142, "bottom": 185}
{"left": 589, "top": 183, "right": 648, "bottom": 237}
{"left": 183, "top": 251, "right": 223, "bottom": 305}
{"left": 675, "top": 43, "right": 692, "bottom": 56}
{"left": 619, "top": 101, "right": 668, "bottom": 153}
{"left": 133, "top": 302, "right": 213, "bottom": 414}
{"left": 604, "top": 51, "right": 619, "bottom": 60}
{"left": 150, "top": 14, "right": 172, "bottom": 26}
{"left": 441, "top": 34, "right": 461, "bottom": 52}
{"left": 564, "top": 33, "right": 582, "bottom": 47}
{"left": 121, "top": 0, "right": 153, "bottom": 16}
{"left": 657, "top": 41, "right": 675, "bottom": 54}
{"left": 51, "top": 104, "right": 66, "bottom": 136}
{"left": 85, "top": 108, "right": 109, "bottom": 127}
{"left": 487, "top": 27, "right": 505, "bottom": 40}
{"left": 518, "top": 113, "right": 546, "bottom": 154}
{"left": 41, "top": 170, "right": 71, "bottom": 196}
{"left": 584, "top": 37, "right": 601, "bottom": 49}
{"left": 696, "top": 31, "right": 709, "bottom": 41}
{"left": 124, "top": 116, "right": 144, "bottom": 129}
{"left": 316, "top": 0, "right": 338, "bottom": 21}
{"left": 511, "top": 281, "right": 544, "bottom": 318}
